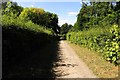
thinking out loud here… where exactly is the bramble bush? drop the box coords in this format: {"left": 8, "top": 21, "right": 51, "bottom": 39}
{"left": 67, "top": 25, "right": 120, "bottom": 65}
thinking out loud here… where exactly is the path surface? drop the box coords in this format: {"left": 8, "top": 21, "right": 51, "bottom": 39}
{"left": 4, "top": 40, "right": 98, "bottom": 79}
{"left": 53, "top": 40, "right": 97, "bottom": 78}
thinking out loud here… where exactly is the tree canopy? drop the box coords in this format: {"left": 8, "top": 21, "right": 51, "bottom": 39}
{"left": 1, "top": 1, "right": 60, "bottom": 34}
{"left": 60, "top": 23, "right": 73, "bottom": 34}
{"left": 71, "top": 2, "right": 120, "bottom": 31}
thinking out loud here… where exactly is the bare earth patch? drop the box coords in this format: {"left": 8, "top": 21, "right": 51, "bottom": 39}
{"left": 53, "top": 40, "right": 97, "bottom": 78}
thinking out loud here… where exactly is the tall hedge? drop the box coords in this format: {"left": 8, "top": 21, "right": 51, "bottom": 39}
{"left": 67, "top": 25, "right": 120, "bottom": 65}
{"left": 1, "top": 15, "right": 58, "bottom": 68}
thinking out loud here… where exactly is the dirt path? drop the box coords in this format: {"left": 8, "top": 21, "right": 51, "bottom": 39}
{"left": 53, "top": 40, "right": 97, "bottom": 78}
{"left": 4, "top": 40, "right": 98, "bottom": 79}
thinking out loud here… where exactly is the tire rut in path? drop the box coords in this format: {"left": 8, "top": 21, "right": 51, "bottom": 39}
{"left": 53, "top": 40, "right": 97, "bottom": 78}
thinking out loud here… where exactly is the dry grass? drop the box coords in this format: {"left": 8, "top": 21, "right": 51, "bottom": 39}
{"left": 67, "top": 41, "right": 118, "bottom": 78}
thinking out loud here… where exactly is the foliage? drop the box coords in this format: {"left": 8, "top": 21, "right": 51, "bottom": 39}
{"left": 2, "top": 14, "right": 58, "bottom": 68}
{"left": 67, "top": 2, "right": 120, "bottom": 65}
{"left": 60, "top": 23, "right": 73, "bottom": 40}
{"left": 1, "top": 15, "right": 53, "bottom": 35}
{"left": 19, "top": 8, "right": 60, "bottom": 34}
{"left": 3, "top": 1, "right": 23, "bottom": 16}
{"left": 60, "top": 23, "right": 73, "bottom": 34}
{"left": 67, "top": 25, "right": 120, "bottom": 65}
{"left": 1, "top": 1, "right": 60, "bottom": 73}
{"left": 45, "top": 12, "right": 60, "bottom": 34}
{"left": 1, "top": 1, "right": 60, "bottom": 53}
{"left": 72, "top": 2, "right": 119, "bottom": 31}
{"left": 19, "top": 8, "right": 46, "bottom": 25}
{"left": 1, "top": 1, "right": 60, "bottom": 34}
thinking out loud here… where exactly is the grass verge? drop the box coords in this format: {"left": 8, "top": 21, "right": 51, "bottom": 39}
{"left": 66, "top": 41, "right": 118, "bottom": 78}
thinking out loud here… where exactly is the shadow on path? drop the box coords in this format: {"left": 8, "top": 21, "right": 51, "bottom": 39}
{"left": 2, "top": 41, "right": 60, "bottom": 79}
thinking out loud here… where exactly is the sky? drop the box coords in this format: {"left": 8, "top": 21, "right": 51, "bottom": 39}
{"left": 15, "top": 2, "right": 82, "bottom": 26}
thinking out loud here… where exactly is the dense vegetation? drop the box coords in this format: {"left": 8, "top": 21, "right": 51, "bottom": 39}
{"left": 67, "top": 2, "right": 120, "bottom": 65}
{"left": 60, "top": 23, "right": 73, "bottom": 39}
{"left": 60, "top": 23, "right": 73, "bottom": 35}
{"left": 1, "top": 1, "right": 60, "bottom": 77}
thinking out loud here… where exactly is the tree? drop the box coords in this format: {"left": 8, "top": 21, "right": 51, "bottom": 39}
{"left": 0, "top": 0, "right": 9, "bottom": 14}
{"left": 114, "top": 1, "right": 120, "bottom": 26}
{"left": 4, "top": 1, "right": 23, "bottom": 16}
{"left": 73, "top": 2, "right": 115, "bottom": 31}
{"left": 60, "top": 23, "right": 73, "bottom": 34}
{"left": 76, "top": 2, "right": 92, "bottom": 30}
{"left": 19, "top": 8, "right": 46, "bottom": 25}
{"left": 19, "top": 8, "right": 60, "bottom": 34}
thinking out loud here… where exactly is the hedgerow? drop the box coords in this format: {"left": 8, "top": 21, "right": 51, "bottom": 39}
{"left": 1, "top": 15, "right": 53, "bottom": 34}
{"left": 67, "top": 25, "right": 120, "bottom": 65}
{"left": 1, "top": 14, "right": 57, "bottom": 48}
{"left": 1, "top": 15, "right": 58, "bottom": 66}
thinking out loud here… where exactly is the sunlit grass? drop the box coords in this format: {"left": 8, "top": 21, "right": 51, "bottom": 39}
{"left": 67, "top": 41, "right": 118, "bottom": 78}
